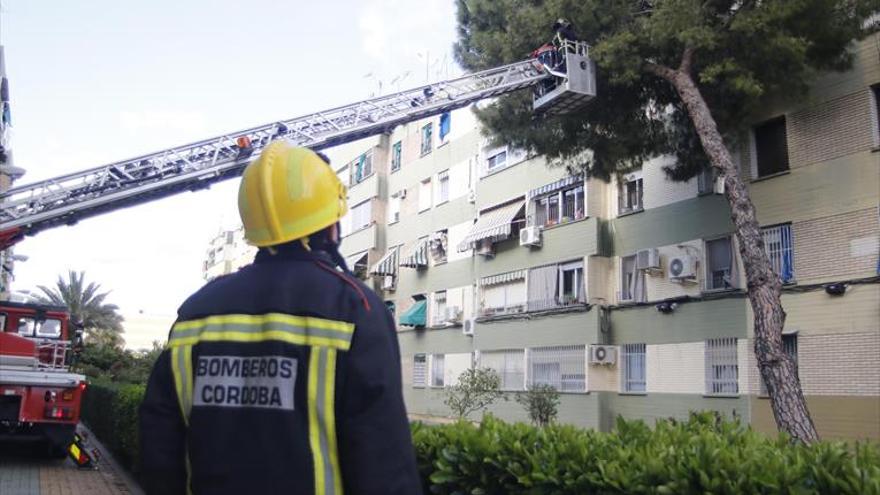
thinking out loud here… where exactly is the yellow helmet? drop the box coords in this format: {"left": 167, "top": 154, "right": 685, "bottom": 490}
{"left": 238, "top": 141, "right": 348, "bottom": 247}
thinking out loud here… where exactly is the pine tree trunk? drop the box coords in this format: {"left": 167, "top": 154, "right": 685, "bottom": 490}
{"left": 647, "top": 60, "right": 819, "bottom": 443}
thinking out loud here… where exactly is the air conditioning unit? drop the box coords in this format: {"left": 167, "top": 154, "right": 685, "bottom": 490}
{"left": 445, "top": 306, "right": 462, "bottom": 324}
{"left": 636, "top": 248, "right": 660, "bottom": 271}
{"left": 381, "top": 275, "right": 396, "bottom": 290}
{"left": 467, "top": 189, "right": 476, "bottom": 203}
{"left": 589, "top": 345, "right": 617, "bottom": 365}
{"left": 462, "top": 317, "right": 476, "bottom": 336}
{"left": 475, "top": 240, "right": 495, "bottom": 258}
{"left": 667, "top": 254, "right": 698, "bottom": 280}
{"left": 519, "top": 226, "right": 542, "bottom": 247}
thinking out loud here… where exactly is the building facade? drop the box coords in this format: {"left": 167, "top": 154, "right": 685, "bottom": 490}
{"left": 330, "top": 34, "right": 879, "bottom": 441}
{"left": 202, "top": 227, "right": 256, "bottom": 281}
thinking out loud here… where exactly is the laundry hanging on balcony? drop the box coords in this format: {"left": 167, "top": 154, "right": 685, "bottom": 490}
{"left": 399, "top": 299, "right": 427, "bottom": 327}
{"left": 400, "top": 238, "right": 430, "bottom": 269}
{"left": 370, "top": 246, "right": 399, "bottom": 277}
{"left": 458, "top": 200, "right": 525, "bottom": 252}
{"left": 428, "top": 231, "right": 448, "bottom": 262}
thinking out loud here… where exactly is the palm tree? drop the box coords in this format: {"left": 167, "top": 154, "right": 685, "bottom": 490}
{"left": 35, "top": 271, "right": 125, "bottom": 347}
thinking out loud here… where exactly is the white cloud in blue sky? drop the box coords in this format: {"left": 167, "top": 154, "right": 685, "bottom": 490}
{"left": 2, "top": 0, "right": 459, "bottom": 348}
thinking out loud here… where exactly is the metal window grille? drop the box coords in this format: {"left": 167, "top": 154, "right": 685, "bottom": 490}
{"left": 760, "top": 334, "right": 798, "bottom": 395}
{"left": 762, "top": 224, "right": 795, "bottom": 283}
{"left": 705, "top": 338, "right": 739, "bottom": 395}
{"left": 413, "top": 354, "right": 427, "bottom": 387}
{"left": 431, "top": 354, "right": 445, "bottom": 387}
{"left": 622, "top": 343, "right": 646, "bottom": 392}
{"left": 527, "top": 345, "right": 586, "bottom": 392}
{"left": 421, "top": 123, "right": 433, "bottom": 156}
{"left": 479, "top": 350, "right": 525, "bottom": 391}
{"left": 391, "top": 141, "right": 402, "bottom": 171}
{"left": 438, "top": 170, "right": 450, "bottom": 203}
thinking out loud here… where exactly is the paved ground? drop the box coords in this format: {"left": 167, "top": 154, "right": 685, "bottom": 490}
{"left": 0, "top": 427, "right": 139, "bottom": 495}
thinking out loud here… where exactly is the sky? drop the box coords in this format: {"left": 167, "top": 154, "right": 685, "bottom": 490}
{"left": 2, "top": 0, "right": 460, "bottom": 349}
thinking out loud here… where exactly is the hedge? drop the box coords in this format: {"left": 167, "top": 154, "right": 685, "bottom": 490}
{"left": 412, "top": 414, "right": 880, "bottom": 495}
{"left": 80, "top": 380, "right": 145, "bottom": 472}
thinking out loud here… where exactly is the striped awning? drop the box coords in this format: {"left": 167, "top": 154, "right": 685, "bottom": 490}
{"left": 480, "top": 270, "right": 526, "bottom": 286}
{"left": 458, "top": 201, "right": 525, "bottom": 252}
{"left": 400, "top": 238, "right": 430, "bottom": 268}
{"left": 527, "top": 174, "right": 583, "bottom": 199}
{"left": 370, "top": 246, "right": 399, "bottom": 276}
{"left": 345, "top": 251, "right": 368, "bottom": 270}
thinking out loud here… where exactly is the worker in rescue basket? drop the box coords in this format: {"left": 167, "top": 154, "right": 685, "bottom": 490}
{"left": 139, "top": 141, "right": 422, "bottom": 495}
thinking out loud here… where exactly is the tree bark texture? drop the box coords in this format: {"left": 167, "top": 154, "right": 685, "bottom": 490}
{"left": 646, "top": 56, "right": 819, "bottom": 443}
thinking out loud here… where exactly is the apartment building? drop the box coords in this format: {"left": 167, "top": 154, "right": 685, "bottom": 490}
{"left": 331, "top": 34, "right": 879, "bottom": 441}
{"left": 202, "top": 227, "right": 256, "bottom": 281}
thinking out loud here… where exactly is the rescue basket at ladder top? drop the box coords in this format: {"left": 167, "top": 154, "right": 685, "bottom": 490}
{"left": 532, "top": 40, "right": 597, "bottom": 116}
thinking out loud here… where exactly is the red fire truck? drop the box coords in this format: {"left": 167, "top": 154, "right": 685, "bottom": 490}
{"left": 0, "top": 301, "right": 87, "bottom": 457}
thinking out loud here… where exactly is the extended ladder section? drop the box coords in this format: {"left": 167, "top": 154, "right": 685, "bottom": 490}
{"left": 0, "top": 42, "right": 594, "bottom": 246}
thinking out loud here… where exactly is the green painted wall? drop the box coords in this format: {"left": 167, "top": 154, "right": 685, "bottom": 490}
{"left": 399, "top": 326, "right": 474, "bottom": 355}
{"left": 386, "top": 195, "right": 475, "bottom": 248}
{"left": 599, "top": 392, "right": 749, "bottom": 431}
{"left": 609, "top": 195, "right": 733, "bottom": 255}
{"left": 610, "top": 297, "right": 748, "bottom": 344}
{"left": 404, "top": 387, "right": 602, "bottom": 429}
{"left": 475, "top": 218, "right": 599, "bottom": 277}
{"left": 474, "top": 309, "right": 600, "bottom": 350}
{"left": 476, "top": 156, "right": 571, "bottom": 210}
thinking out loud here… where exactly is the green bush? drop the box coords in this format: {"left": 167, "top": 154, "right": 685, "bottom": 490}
{"left": 412, "top": 413, "right": 880, "bottom": 495}
{"left": 81, "top": 379, "right": 146, "bottom": 472}
{"left": 514, "top": 384, "right": 560, "bottom": 427}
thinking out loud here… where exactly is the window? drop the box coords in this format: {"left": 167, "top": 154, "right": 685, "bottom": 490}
{"left": 705, "top": 337, "right": 738, "bottom": 395}
{"left": 439, "top": 111, "right": 451, "bottom": 145}
{"left": 391, "top": 141, "right": 402, "bottom": 172}
{"left": 760, "top": 334, "right": 798, "bottom": 395}
{"left": 429, "top": 230, "right": 448, "bottom": 264}
{"left": 618, "top": 175, "right": 643, "bottom": 214}
{"left": 335, "top": 166, "right": 350, "bottom": 188}
{"left": 0, "top": 314, "right": 6, "bottom": 331}
{"left": 558, "top": 261, "right": 584, "bottom": 306}
{"left": 388, "top": 192, "right": 402, "bottom": 224}
{"left": 528, "top": 345, "right": 586, "bottom": 392}
{"left": 437, "top": 170, "right": 450, "bottom": 204}
{"left": 480, "top": 274, "right": 527, "bottom": 316}
{"left": 762, "top": 224, "right": 795, "bottom": 284}
{"left": 487, "top": 148, "right": 508, "bottom": 171}
{"left": 349, "top": 151, "right": 374, "bottom": 185}
{"left": 36, "top": 319, "right": 62, "bottom": 338}
{"left": 535, "top": 185, "right": 585, "bottom": 227}
{"left": 479, "top": 350, "right": 525, "bottom": 391}
{"left": 431, "top": 291, "right": 448, "bottom": 326}
{"left": 621, "top": 344, "right": 646, "bottom": 393}
{"left": 431, "top": 354, "right": 445, "bottom": 387}
{"left": 421, "top": 123, "right": 433, "bottom": 156}
{"left": 620, "top": 255, "right": 645, "bottom": 302}
{"left": 17, "top": 317, "right": 35, "bottom": 337}
{"left": 706, "top": 236, "right": 736, "bottom": 290}
{"left": 872, "top": 85, "right": 880, "bottom": 145}
{"left": 418, "top": 178, "right": 432, "bottom": 212}
{"left": 753, "top": 117, "right": 789, "bottom": 178}
{"left": 697, "top": 168, "right": 718, "bottom": 195}
{"left": 385, "top": 301, "right": 396, "bottom": 317}
{"left": 413, "top": 354, "right": 427, "bottom": 387}
{"left": 348, "top": 200, "right": 372, "bottom": 233}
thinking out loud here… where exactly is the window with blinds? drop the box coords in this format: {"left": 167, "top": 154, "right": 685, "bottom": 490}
{"left": 705, "top": 338, "right": 739, "bottom": 395}
{"left": 479, "top": 350, "right": 525, "bottom": 391}
{"left": 413, "top": 354, "right": 427, "bottom": 388}
{"left": 528, "top": 345, "right": 586, "bottom": 392}
{"left": 621, "top": 343, "right": 646, "bottom": 393}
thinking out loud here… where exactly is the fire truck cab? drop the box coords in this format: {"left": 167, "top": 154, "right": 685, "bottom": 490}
{"left": 0, "top": 301, "right": 87, "bottom": 456}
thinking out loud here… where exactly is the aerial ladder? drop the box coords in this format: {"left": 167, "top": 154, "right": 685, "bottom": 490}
{"left": 0, "top": 40, "right": 594, "bottom": 251}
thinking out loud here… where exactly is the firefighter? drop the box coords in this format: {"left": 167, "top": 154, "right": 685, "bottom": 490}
{"left": 139, "top": 141, "right": 422, "bottom": 495}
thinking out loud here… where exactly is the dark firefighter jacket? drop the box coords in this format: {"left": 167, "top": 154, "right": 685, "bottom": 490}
{"left": 139, "top": 243, "right": 422, "bottom": 495}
